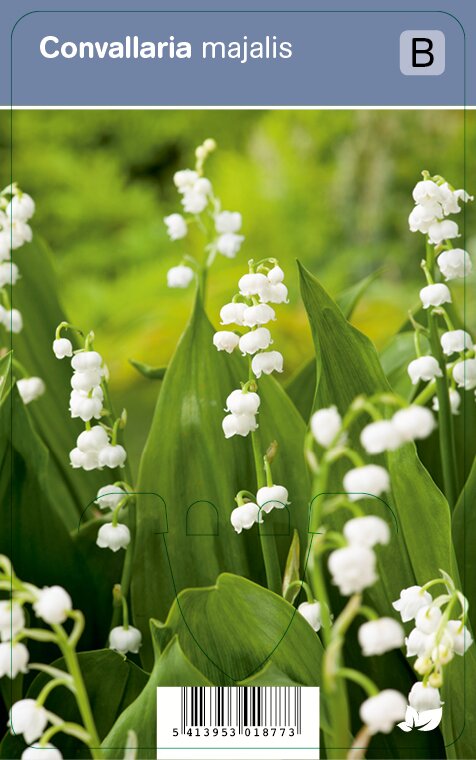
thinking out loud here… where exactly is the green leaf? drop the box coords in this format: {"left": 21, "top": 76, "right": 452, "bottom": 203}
{"left": 0, "top": 650, "right": 147, "bottom": 759}
{"left": 452, "top": 457, "right": 476, "bottom": 633}
{"left": 154, "top": 573, "right": 323, "bottom": 685}
{"left": 282, "top": 529, "right": 301, "bottom": 603}
{"left": 379, "top": 332, "right": 420, "bottom": 399}
{"left": 102, "top": 636, "right": 211, "bottom": 759}
{"left": 131, "top": 296, "right": 310, "bottom": 667}
{"left": 286, "top": 271, "right": 379, "bottom": 422}
{"left": 10, "top": 237, "right": 105, "bottom": 528}
{"left": 129, "top": 359, "right": 167, "bottom": 380}
{"left": 298, "top": 261, "right": 476, "bottom": 757}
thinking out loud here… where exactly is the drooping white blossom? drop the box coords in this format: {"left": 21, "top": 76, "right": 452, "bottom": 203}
{"left": 343, "top": 465, "right": 390, "bottom": 501}
{"left": 437, "top": 248, "right": 472, "bottom": 281}
{"left": 8, "top": 700, "right": 49, "bottom": 744}
{"left": 446, "top": 620, "right": 473, "bottom": 655}
{"left": 358, "top": 618, "right": 405, "bottom": 656}
{"left": 238, "top": 273, "right": 269, "bottom": 297}
{"left": 164, "top": 213, "right": 187, "bottom": 241}
{"left": 419, "top": 283, "right": 452, "bottom": 309}
{"left": 310, "top": 406, "right": 342, "bottom": 448}
{"left": 239, "top": 328, "right": 273, "bottom": 355}
{"left": 256, "top": 485, "right": 289, "bottom": 513}
{"left": 69, "top": 388, "right": 103, "bottom": 423}
{"left": 222, "top": 413, "right": 258, "bottom": 439}
{"left": 96, "top": 522, "right": 131, "bottom": 552}
{"left": 432, "top": 389, "right": 461, "bottom": 415}
{"left": 219, "top": 302, "right": 247, "bottom": 326}
{"left": 52, "top": 337, "right": 73, "bottom": 359}
{"left": 405, "top": 627, "right": 431, "bottom": 658}
{"left": 360, "top": 420, "right": 401, "bottom": 454}
{"left": 0, "top": 601, "right": 25, "bottom": 642}
{"left": 0, "top": 641, "right": 29, "bottom": 679}
{"left": 225, "top": 389, "right": 260, "bottom": 416}
{"left": 242, "top": 304, "right": 276, "bottom": 328}
{"left": 216, "top": 233, "right": 244, "bottom": 258}
{"left": 0, "top": 261, "right": 20, "bottom": 287}
{"left": 95, "top": 484, "right": 126, "bottom": 510}
{"left": 251, "top": 351, "right": 284, "bottom": 378}
{"left": 173, "top": 169, "right": 199, "bottom": 193}
{"left": 98, "top": 444, "right": 127, "bottom": 469}
{"left": 407, "top": 356, "right": 442, "bottom": 385}
{"left": 215, "top": 211, "right": 242, "bottom": 234}
{"left": 297, "top": 601, "right": 322, "bottom": 632}
{"left": 392, "top": 406, "right": 436, "bottom": 442}
{"left": 453, "top": 358, "right": 476, "bottom": 390}
{"left": 414, "top": 605, "right": 442, "bottom": 634}
{"left": 267, "top": 265, "right": 284, "bottom": 284}
{"left": 17, "top": 377, "right": 45, "bottom": 404}
{"left": 360, "top": 690, "right": 407, "bottom": 735}
{"left": 33, "top": 586, "right": 72, "bottom": 625}
{"left": 230, "top": 502, "right": 263, "bottom": 533}
{"left": 22, "top": 744, "right": 63, "bottom": 760}
{"left": 213, "top": 331, "right": 240, "bottom": 354}
{"left": 343, "top": 516, "right": 390, "bottom": 548}
{"left": 4, "top": 308, "right": 23, "bottom": 333}
{"left": 392, "top": 586, "right": 433, "bottom": 623}
{"left": 71, "top": 351, "right": 103, "bottom": 372}
{"left": 427, "top": 219, "right": 459, "bottom": 246}
{"left": 440, "top": 329, "right": 472, "bottom": 356}
{"left": 328, "top": 545, "right": 377, "bottom": 595}
{"left": 167, "top": 265, "right": 194, "bottom": 289}
{"left": 408, "top": 681, "right": 441, "bottom": 711}
{"left": 109, "top": 625, "right": 142, "bottom": 655}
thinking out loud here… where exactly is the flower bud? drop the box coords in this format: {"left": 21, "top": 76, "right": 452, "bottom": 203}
{"left": 33, "top": 585, "right": 72, "bottom": 625}
{"left": 220, "top": 302, "right": 247, "bottom": 326}
{"left": 230, "top": 503, "right": 262, "bottom": 533}
{"left": 297, "top": 601, "right": 322, "bottom": 631}
{"left": 98, "top": 444, "right": 127, "bottom": 469}
{"left": 437, "top": 248, "right": 472, "bottom": 280}
{"left": 164, "top": 213, "right": 187, "bottom": 240}
{"left": 213, "top": 331, "right": 240, "bottom": 354}
{"left": 251, "top": 351, "right": 284, "bottom": 378}
{"left": 360, "top": 690, "right": 407, "bottom": 735}
{"left": 8, "top": 699, "right": 48, "bottom": 744}
{"left": 428, "top": 672, "right": 443, "bottom": 689}
{"left": 225, "top": 389, "right": 260, "bottom": 415}
{"left": 343, "top": 465, "right": 390, "bottom": 501}
{"left": 17, "top": 377, "right": 45, "bottom": 405}
{"left": 109, "top": 625, "right": 142, "bottom": 654}
{"left": 167, "top": 265, "right": 194, "bottom": 289}
{"left": 242, "top": 304, "right": 276, "bottom": 328}
{"left": 52, "top": 337, "right": 73, "bottom": 359}
{"left": 408, "top": 681, "right": 441, "bottom": 711}
{"left": 358, "top": 618, "right": 404, "bottom": 656}
{"left": 419, "top": 283, "right": 452, "bottom": 309}
{"left": 97, "top": 522, "right": 131, "bottom": 552}
{"left": 392, "top": 406, "right": 436, "bottom": 442}
{"left": 239, "top": 328, "right": 272, "bottom": 355}
{"left": 407, "top": 356, "right": 442, "bottom": 385}
{"left": 256, "top": 485, "right": 289, "bottom": 513}
{"left": 414, "top": 656, "right": 433, "bottom": 675}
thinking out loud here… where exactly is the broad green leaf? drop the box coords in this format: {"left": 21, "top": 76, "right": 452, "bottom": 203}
{"left": 154, "top": 573, "right": 323, "bottom": 685}
{"left": 10, "top": 237, "right": 105, "bottom": 528}
{"left": 129, "top": 358, "right": 167, "bottom": 380}
{"left": 452, "top": 457, "right": 476, "bottom": 632}
{"left": 0, "top": 650, "right": 147, "bottom": 759}
{"left": 131, "top": 297, "right": 310, "bottom": 667}
{"left": 286, "top": 271, "right": 378, "bottom": 422}
{"left": 298, "top": 262, "right": 476, "bottom": 758}
{"left": 102, "top": 636, "right": 211, "bottom": 759}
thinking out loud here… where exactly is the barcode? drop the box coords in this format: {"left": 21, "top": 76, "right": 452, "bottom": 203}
{"left": 180, "top": 687, "right": 302, "bottom": 734}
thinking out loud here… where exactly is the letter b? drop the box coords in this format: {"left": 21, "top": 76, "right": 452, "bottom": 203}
{"left": 412, "top": 38, "right": 434, "bottom": 67}
{"left": 400, "top": 30, "right": 445, "bottom": 76}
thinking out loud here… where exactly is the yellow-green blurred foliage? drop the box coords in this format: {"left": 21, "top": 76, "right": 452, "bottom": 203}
{"left": 4, "top": 110, "right": 474, "bottom": 468}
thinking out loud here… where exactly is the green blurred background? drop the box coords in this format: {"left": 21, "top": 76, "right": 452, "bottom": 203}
{"left": 4, "top": 109, "right": 475, "bottom": 470}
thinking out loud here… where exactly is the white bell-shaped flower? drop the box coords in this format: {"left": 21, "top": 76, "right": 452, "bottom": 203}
{"left": 428, "top": 219, "right": 459, "bottom": 245}
{"left": 7, "top": 193, "right": 35, "bottom": 222}
{"left": 182, "top": 190, "right": 208, "bottom": 214}
{"left": 69, "top": 447, "right": 100, "bottom": 471}
{"left": 216, "top": 233, "right": 244, "bottom": 258}
{"left": 98, "top": 444, "right": 127, "bottom": 469}
{"left": 167, "top": 265, "right": 194, "bottom": 289}
{"left": 440, "top": 329, "right": 472, "bottom": 355}
{"left": 297, "top": 601, "right": 322, "bottom": 632}
{"left": 432, "top": 388, "right": 461, "bottom": 415}
{"left": 358, "top": 618, "right": 404, "bottom": 656}
{"left": 215, "top": 211, "right": 242, "bottom": 234}
{"left": 22, "top": 743, "right": 63, "bottom": 760}
{"left": 164, "top": 213, "right": 187, "bottom": 240}
{"left": 17, "top": 377, "right": 45, "bottom": 405}
{"left": 415, "top": 605, "right": 442, "bottom": 634}
{"left": 343, "top": 516, "right": 390, "bottom": 548}
{"left": 109, "top": 625, "right": 142, "bottom": 654}
{"left": 213, "top": 331, "right": 240, "bottom": 354}
{"left": 69, "top": 388, "right": 104, "bottom": 423}
{"left": 412, "top": 180, "right": 443, "bottom": 206}
{"left": 419, "top": 283, "right": 452, "bottom": 309}
{"left": 52, "top": 337, "right": 73, "bottom": 359}
{"left": 437, "top": 248, "right": 472, "bottom": 280}
{"left": 71, "top": 368, "right": 103, "bottom": 392}
{"left": 225, "top": 389, "right": 260, "bottom": 415}
{"left": 392, "top": 406, "right": 436, "bottom": 442}
{"left": 453, "top": 358, "right": 476, "bottom": 390}
{"left": 9, "top": 220, "right": 32, "bottom": 249}
{"left": 71, "top": 351, "right": 103, "bottom": 372}
{"left": 407, "top": 356, "right": 443, "bottom": 385}
{"left": 446, "top": 620, "right": 473, "bottom": 655}
{"left": 408, "top": 204, "right": 438, "bottom": 234}
{"left": 0, "top": 601, "right": 25, "bottom": 641}
{"left": 360, "top": 690, "right": 407, "bottom": 735}
{"left": 8, "top": 699, "right": 49, "bottom": 744}
{"left": 310, "top": 406, "right": 342, "bottom": 448}
{"left": 392, "top": 585, "right": 433, "bottom": 623}
{"left": 408, "top": 682, "right": 441, "bottom": 712}
{"left": 33, "top": 586, "right": 72, "bottom": 625}
{"left": 220, "top": 302, "right": 247, "bottom": 326}
{"left": 439, "top": 183, "right": 462, "bottom": 215}
{"left": 251, "top": 351, "right": 284, "bottom": 378}
{"left": 238, "top": 273, "right": 269, "bottom": 297}
{"left": 0, "top": 261, "right": 20, "bottom": 287}
{"left": 239, "top": 328, "right": 272, "bottom": 356}
{"left": 0, "top": 641, "right": 29, "bottom": 679}
{"left": 267, "top": 265, "right": 285, "bottom": 284}
{"left": 77, "top": 426, "right": 109, "bottom": 452}
{"left": 97, "top": 522, "right": 131, "bottom": 552}
{"left": 405, "top": 627, "right": 431, "bottom": 657}
{"left": 360, "top": 420, "right": 402, "bottom": 454}
{"left": 261, "top": 282, "right": 289, "bottom": 304}
{"left": 328, "top": 545, "right": 377, "bottom": 595}
{"left": 242, "top": 304, "right": 276, "bottom": 328}
{"left": 173, "top": 169, "right": 199, "bottom": 193}
{"left": 343, "top": 465, "right": 390, "bottom": 501}
{"left": 230, "top": 502, "right": 263, "bottom": 533}
{"left": 4, "top": 309, "right": 23, "bottom": 333}
{"left": 95, "top": 484, "right": 125, "bottom": 510}
{"left": 222, "top": 413, "right": 258, "bottom": 438}
{"left": 256, "top": 485, "right": 289, "bottom": 513}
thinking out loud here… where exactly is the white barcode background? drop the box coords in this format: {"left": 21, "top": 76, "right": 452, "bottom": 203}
{"left": 157, "top": 686, "right": 320, "bottom": 760}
